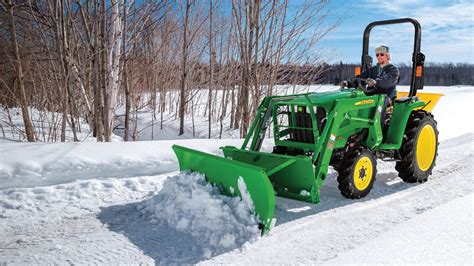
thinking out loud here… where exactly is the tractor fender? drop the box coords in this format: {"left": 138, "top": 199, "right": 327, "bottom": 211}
{"left": 381, "top": 99, "right": 426, "bottom": 149}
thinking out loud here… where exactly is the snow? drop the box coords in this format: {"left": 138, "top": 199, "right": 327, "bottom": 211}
{"left": 328, "top": 194, "right": 473, "bottom": 264}
{"left": 113, "top": 85, "right": 474, "bottom": 142}
{"left": 0, "top": 85, "right": 473, "bottom": 264}
{"left": 2, "top": 85, "right": 472, "bottom": 143}
{"left": 204, "top": 133, "right": 474, "bottom": 264}
{"left": 0, "top": 107, "right": 99, "bottom": 143}
{"left": 397, "top": 85, "right": 474, "bottom": 141}
{"left": 0, "top": 138, "right": 253, "bottom": 190}
{"left": 300, "top": 190, "right": 311, "bottom": 196}
{"left": 141, "top": 172, "right": 259, "bottom": 259}
{"left": 0, "top": 175, "right": 164, "bottom": 264}
{"left": 237, "top": 176, "right": 256, "bottom": 216}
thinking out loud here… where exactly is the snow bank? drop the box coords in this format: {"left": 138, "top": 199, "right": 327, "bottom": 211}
{"left": 0, "top": 138, "right": 255, "bottom": 190}
{"left": 0, "top": 174, "right": 164, "bottom": 212}
{"left": 141, "top": 172, "right": 260, "bottom": 258}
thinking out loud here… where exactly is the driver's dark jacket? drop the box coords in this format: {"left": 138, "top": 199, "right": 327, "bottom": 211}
{"left": 348, "top": 63, "right": 400, "bottom": 100}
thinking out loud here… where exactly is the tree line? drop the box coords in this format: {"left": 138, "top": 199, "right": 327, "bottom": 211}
{"left": 323, "top": 62, "right": 474, "bottom": 86}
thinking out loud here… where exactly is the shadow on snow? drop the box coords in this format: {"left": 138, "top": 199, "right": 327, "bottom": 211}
{"left": 98, "top": 201, "right": 208, "bottom": 265}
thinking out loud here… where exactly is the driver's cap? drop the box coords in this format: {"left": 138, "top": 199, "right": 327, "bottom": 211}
{"left": 375, "top": 45, "right": 389, "bottom": 53}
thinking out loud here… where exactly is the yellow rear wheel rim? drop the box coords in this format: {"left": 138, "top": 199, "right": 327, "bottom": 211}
{"left": 416, "top": 124, "right": 436, "bottom": 171}
{"left": 354, "top": 156, "right": 373, "bottom": 191}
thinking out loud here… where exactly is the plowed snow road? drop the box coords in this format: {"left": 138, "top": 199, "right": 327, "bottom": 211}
{"left": 1, "top": 134, "right": 472, "bottom": 264}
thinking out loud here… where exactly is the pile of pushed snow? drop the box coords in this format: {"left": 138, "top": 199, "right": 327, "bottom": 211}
{"left": 140, "top": 172, "right": 260, "bottom": 258}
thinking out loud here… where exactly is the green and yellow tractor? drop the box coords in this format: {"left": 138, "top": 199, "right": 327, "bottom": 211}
{"left": 173, "top": 18, "right": 443, "bottom": 233}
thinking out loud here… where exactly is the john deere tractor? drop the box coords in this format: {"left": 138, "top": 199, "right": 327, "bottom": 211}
{"left": 173, "top": 18, "right": 443, "bottom": 233}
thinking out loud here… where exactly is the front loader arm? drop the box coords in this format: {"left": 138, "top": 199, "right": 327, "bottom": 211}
{"left": 244, "top": 96, "right": 274, "bottom": 151}
{"left": 311, "top": 105, "right": 344, "bottom": 187}
{"left": 242, "top": 95, "right": 308, "bottom": 152}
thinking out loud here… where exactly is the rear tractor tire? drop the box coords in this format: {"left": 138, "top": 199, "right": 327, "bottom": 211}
{"left": 337, "top": 147, "right": 377, "bottom": 199}
{"left": 396, "top": 111, "right": 439, "bottom": 183}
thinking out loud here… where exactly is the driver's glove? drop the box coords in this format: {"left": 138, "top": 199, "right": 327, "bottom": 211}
{"left": 339, "top": 80, "right": 349, "bottom": 88}
{"left": 366, "top": 78, "right": 377, "bottom": 87}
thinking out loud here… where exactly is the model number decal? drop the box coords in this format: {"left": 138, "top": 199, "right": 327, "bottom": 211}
{"left": 355, "top": 99, "right": 374, "bottom": 106}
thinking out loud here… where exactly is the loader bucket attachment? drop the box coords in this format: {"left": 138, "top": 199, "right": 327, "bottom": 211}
{"left": 397, "top": 91, "right": 444, "bottom": 112}
{"left": 172, "top": 145, "right": 276, "bottom": 233}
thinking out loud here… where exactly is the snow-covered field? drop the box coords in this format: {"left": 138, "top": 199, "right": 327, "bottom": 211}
{"left": 1, "top": 85, "right": 473, "bottom": 264}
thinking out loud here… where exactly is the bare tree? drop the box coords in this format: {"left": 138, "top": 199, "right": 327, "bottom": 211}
{"left": 178, "top": 0, "right": 191, "bottom": 136}
{"left": 122, "top": 0, "right": 130, "bottom": 141}
{"left": 178, "top": 0, "right": 207, "bottom": 136}
{"left": 103, "top": 0, "right": 123, "bottom": 141}
{"left": 207, "top": 0, "right": 214, "bottom": 138}
{"left": 2, "top": 0, "right": 35, "bottom": 141}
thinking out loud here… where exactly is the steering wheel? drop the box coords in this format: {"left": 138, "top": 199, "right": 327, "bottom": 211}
{"left": 352, "top": 78, "right": 375, "bottom": 95}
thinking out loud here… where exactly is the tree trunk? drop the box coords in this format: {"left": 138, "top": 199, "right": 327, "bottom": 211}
{"left": 105, "top": 0, "right": 123, "bottom": 141}
{"left": 122, "top": 0, "right": 130, "bottom": 141}
{"left": 207, "top": 0, "right": 213, "bottom": 139}
{"left": 230, "top": 85, "right": 235, "bottom": 128}
{"left": 178, "top": 0, "right": 191, "bottom": 136}
{"left": 99, "top": 0, "right": 108, "bottom": 141}
{"left": 6, "top": 0, "right": 35, "bottom": 142}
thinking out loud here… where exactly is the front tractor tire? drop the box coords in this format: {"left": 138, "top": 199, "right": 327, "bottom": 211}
{"left": 337, "top": 148, "right": 377, "bottom": 199}
{"left": 396, "top": 111, "right": 439, "bottom": 183}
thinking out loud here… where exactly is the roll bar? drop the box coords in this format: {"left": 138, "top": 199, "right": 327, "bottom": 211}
{"left": 361, "top": 18, "right": 425, "bottom": 97}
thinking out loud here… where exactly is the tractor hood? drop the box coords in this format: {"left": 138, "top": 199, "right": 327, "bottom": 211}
{"left": 277, "top": 89, "right": 365, "bottom": 110}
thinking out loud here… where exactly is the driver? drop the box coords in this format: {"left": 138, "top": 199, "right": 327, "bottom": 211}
{"left": 340, "top": 45, "right": 400, "bottom": 128}
{"left": 340, "top": 45, "right": 400, "bottom": 101}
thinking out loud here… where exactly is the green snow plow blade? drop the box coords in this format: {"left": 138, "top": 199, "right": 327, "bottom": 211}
{"left": 172, "top": 145, "right": 317, "bottom": 234}
{"left": 172, "top": 144, "right": 276, "bottom": 233}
